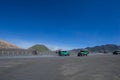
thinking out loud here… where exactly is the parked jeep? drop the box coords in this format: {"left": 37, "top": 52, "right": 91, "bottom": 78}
{"left": 78, "top": 50, "right": 89, "bottom": 56}
{"left": 57, "top": 51, "right": 70, "bottom": 56}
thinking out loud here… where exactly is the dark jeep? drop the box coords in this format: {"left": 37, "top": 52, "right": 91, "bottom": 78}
{"left": 78, "top": 50, "right": 89, "bottom": 56}
{"left": 113, "top": 51, "right": 120, "bottom": 55}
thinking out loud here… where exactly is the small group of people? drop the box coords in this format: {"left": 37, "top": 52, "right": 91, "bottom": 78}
{"left": 33, "top": 50, "right": 38, "bottom": 55}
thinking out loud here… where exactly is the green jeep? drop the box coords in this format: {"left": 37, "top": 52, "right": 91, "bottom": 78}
{"left": 58, "top": 51, "right": 70, "bottom": 56}
{"left": 78, "top": 50, "right": 89, "bottom": 56}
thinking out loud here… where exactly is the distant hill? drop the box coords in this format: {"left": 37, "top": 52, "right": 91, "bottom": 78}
{"left": 0, "top": 40, "right": 19, "bottom": 49}
{"left": 85, "top": 44, "right": 120, "bottom": 53}
{"left": 70, "top": 44, "right": 120, "bottom": 54}
{"left": 29, "top": 44, "right": 50, "bottom": 52}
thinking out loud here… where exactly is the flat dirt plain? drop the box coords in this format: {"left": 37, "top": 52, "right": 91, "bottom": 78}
{"left": 0, "top": 54, "right": 120, "bottom": 80}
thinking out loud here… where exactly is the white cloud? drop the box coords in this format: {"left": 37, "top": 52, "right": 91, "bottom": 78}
{"left": 46, "top": 44, "right": 73, "bottom": 51}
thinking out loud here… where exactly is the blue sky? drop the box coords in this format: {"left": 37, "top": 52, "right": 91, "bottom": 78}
{"left": 0, "top": 0, "right": 120, "bottom": 50}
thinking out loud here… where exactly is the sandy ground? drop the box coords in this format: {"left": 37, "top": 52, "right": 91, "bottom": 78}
{"left": 0, "top": 54, "right": 120, "bottom": 80}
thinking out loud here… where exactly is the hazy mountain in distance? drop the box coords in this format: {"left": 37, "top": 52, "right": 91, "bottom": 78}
{"left": 70, "top": 44, "right": 120, "bottom": 54}
{"left": 85, "top": 44, "right": 120, "bottom": 53}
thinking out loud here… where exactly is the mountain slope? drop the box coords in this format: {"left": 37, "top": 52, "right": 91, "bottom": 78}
{"left": 0, "top": 40, "right": 19, "bottom": 49}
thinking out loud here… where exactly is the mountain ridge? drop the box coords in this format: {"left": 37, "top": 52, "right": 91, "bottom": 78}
{"left": 0, "top": 40, "right": 19, "bottom": 49}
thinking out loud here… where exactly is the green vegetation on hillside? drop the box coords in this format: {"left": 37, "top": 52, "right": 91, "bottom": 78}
{"left": 29, "top": 44, "right": 50, "bottom": 52}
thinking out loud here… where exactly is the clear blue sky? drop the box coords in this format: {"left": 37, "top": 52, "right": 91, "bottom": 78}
{"left": 0, "top": 0, "right": 120, "bottom": 50}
